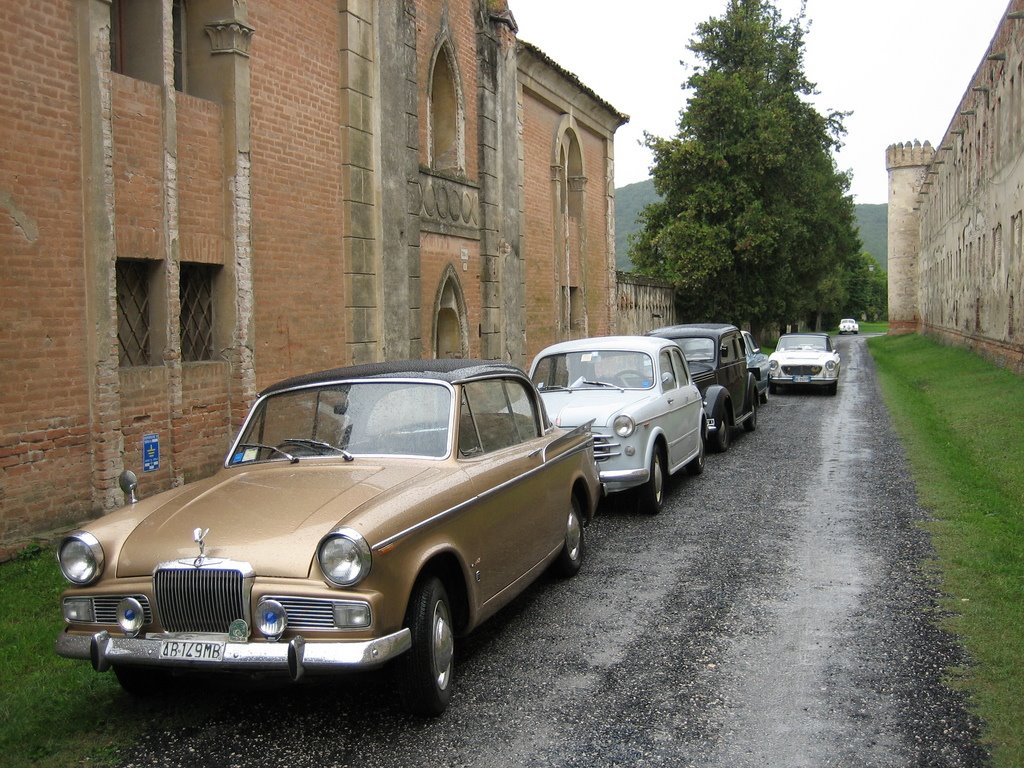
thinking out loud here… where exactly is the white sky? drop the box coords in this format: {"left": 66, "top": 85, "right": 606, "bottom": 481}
{"left": 511, "top": 0, "right": 1012, "bottom": 203}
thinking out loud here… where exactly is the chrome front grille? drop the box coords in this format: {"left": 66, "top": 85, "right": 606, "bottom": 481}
{"left": 93, "top": 595, "right": 153, "bottom": 625}
{"left": 782, "top": 364, "right": 821, "bottom": 375}
{"left": 154, "top": 562, "right": 251, "bottom": 633}
{"left": 592, "top": 433, "right": 621, "bottom": 461}
{"left": 270, "top": 597, "right": 348, "bottom": 630}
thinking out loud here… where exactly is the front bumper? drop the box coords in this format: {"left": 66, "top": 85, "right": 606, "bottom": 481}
{"left": 56, "top": 628, "right": 411, "bottom": 680}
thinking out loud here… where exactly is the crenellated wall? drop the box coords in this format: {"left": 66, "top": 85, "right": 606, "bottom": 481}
{"left": 887, "top": 0, "right": 1024, "bottom": 372}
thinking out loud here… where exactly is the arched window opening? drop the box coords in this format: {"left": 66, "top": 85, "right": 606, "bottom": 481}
{"left": 429, "top": 43, "right": 464, "bottom": 174}
{"left": 433, "top": 268, "right": 469, "bottom": 359}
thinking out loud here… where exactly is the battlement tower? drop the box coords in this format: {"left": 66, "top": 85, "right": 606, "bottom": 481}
{"left": 885, "top": 140, "right": 935, "bottom": 335}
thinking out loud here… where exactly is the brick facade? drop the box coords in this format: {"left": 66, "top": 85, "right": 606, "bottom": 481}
{"left": 0, "top": 0, "right": 625, "bottom": 548}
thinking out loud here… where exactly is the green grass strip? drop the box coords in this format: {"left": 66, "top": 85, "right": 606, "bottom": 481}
{"left": 868, "top": 333, "right": 1024, "bottom": 766}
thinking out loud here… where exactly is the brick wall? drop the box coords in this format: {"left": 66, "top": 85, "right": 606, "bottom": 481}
{"left": 177, "top": 95, "right": 225, "bottom": 265}
{"left": 248, "top": 0, "right": 347, "bottom": 387}
{"left": 0, "top": 1, "right": 92, "bottom": 539}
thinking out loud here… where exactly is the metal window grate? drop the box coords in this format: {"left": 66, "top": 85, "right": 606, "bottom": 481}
{"left": 116, "top": 259, "right": 151, "bottom": 367}
{"left": 180, "top": 263, "right": 215, "bottom": 362}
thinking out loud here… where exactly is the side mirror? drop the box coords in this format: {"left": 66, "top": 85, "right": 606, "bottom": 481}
{"left": 119, "top": 469, "right": 139, "bottom": 505}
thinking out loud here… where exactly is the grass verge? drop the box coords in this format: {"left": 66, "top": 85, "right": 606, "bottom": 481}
{"left": 868, "top": 333, "right": 1024, "bottom": 766}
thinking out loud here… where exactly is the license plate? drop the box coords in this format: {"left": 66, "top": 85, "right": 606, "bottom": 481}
{"left": 160, "top": 639, "right": 225, "bottom": 662}
{"left": 793, "top": 375, "right": 811, "bottom": 383}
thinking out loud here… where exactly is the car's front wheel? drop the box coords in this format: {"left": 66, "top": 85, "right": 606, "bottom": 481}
{"left": 552, "top": 494, "right": 585, "bottom": 577}
{"left": 399, "top": 576, "right": 454, "bottom": 716}
{"left": 637, "top": 447, "right": 665, "bottom": 515}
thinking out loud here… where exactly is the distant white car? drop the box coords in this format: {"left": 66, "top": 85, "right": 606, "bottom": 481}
{"left": 768, "top": 333, "right": 841, "bottom": 396}
{"left": 838, "top": 318, "right": 859, "bottom": 334}
{"left": 529, "top": 336, "right": 706, "bottom": 514}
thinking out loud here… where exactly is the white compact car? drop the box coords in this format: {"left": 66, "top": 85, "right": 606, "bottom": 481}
{"left": 838, "top": 318, "right": 859, "bottom": 334}
{"left": 768, "top": 333, "right": 841, "bottom": 396}
{"left": 530, "top": 336, "right": 706, "bottom": 514}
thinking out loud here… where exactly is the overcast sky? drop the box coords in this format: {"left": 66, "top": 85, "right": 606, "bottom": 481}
{"left": 511, "top": 0, "right": 1013, "bottom": 204}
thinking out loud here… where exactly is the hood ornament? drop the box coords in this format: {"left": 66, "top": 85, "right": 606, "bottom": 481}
{"left": 193, "top": 527, "right": 210, "bottom": 564}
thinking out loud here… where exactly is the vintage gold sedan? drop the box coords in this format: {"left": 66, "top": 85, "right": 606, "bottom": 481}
{"left": 55, "top": 360, "right": 600, "bottom": 716}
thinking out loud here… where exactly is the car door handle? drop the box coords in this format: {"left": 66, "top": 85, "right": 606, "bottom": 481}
{"left": 667, "top": 398, "right": 674, "bottom": 405}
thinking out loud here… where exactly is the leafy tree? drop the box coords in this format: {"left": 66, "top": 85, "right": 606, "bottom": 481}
{"left": 629, "top": 0, "right": 861, "bottom": 340}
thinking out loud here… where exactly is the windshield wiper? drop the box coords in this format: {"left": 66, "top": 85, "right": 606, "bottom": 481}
{"left": 581, "top": 379, "right": 620, "bottom": 389}
{"left": 236, "top": 442, "right": 299, "bottom": 464}
{"left": 278, "top": 437, "right": 354, "bottom": 462}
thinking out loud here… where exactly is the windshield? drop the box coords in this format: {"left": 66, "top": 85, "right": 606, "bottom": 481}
{"left": 231, "top": 381, "right": 452, "bottom": 463}
{"left": 675, "top": 338, "right": 715, "bottom": 363}
{"left": 532, "top": 350, "right": 655, "bottom": 390}
{"left": 776, "top": 335, "right": 829, "bottom": 352}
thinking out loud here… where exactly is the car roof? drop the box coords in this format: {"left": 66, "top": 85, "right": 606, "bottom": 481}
{"left": 260, "top": 359, "right": 527, "bottom": 396}
{"left": 647, "top": 323, "right": 739, "bottom": 340}
{"left": 778, "top": 332, "right": 831, "bottom": 338}
{"left": 532, "top": 335, "right": 679, "bottom": 359}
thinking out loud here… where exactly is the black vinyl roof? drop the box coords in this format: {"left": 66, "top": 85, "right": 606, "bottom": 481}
{"left": 260, "top": 359, "right": 527, "bottom": 396}
{"left": 647, "top": 323, "right": 739, "bottom": 341}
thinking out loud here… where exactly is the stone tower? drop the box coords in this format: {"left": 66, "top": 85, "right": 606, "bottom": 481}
{"left": 885, "top": 140, "right": 935, "bottom": 335}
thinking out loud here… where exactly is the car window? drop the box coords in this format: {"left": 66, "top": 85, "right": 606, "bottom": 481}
{"left": 532, "top": 350, "right": 655, "bottom": 390}
{"left": 659, "top": 350, "right": 677, "bottom": 391}
{"left": 720, "top": 335, "right": 737, "bottom": 363}
{"left": 669, "top": 347, "right": 690, "bottom": 385}
{"left": 234, "top": 382, "right": 452, "bottom": 461}
{"left": 676, "top": 338, "right": 715, "bottom": 363}
{"left": 776, "top": 334, "right": 829, "bottom": 352}
{"left": 459, "top": 378, "right": 538, "bottom": 455}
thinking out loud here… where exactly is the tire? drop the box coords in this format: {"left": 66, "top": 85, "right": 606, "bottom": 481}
{"left": 113, "top": 666, "right": 170, "bottom": 696}
{"left": 759, "top": 386, "right": 768, "bottom": 405}
{"left": 552, "top": 494, "right": 585, "bottom": 577}
{"left": 743, "top": 393, "right": 758, "bottom": 432}
{"left": 710, "top": 409, "right": 731, "bottom": 452}
{"left": 828, "top": 381, "right": 838, "bottom": 396}
{"left": 636, "top": 447, "right": 665, "bottom": 515}
{"left": 768, "top": 382, "right": 778, "bottom": 395}
{"left": 398, "top": 576, "right": 454, "bottom": 716}
{"left": 686, "top": 428, "right": 706, "bottom": 476}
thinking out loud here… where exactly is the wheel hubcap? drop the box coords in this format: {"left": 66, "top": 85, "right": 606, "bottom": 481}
{"left": 565, "top": 508, "right": 582, "bottom": 561}
{"left": 653, "top": 457, "right": 663, "bottom": 502}
{"left": 431, "top": 600, "right": 454, "bottom": 690}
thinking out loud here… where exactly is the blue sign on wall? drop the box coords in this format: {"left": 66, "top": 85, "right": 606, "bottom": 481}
{"left": 143, "top": 433, "right": 160, "bottom": 472}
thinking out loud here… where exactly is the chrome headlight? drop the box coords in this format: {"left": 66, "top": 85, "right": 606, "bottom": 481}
{"left": 57, "top": 532, "right": 104, "bottom": 585}
{"left": 117, "top": 597, "right": 146, "bottom": 637}
{"left": 317, "top": 529, "right": 372, "bottom": 587}
{"left": 825, "top": 360, "right": 837, "bottom": 371}
{"left": 769, "top": 359, "right": 779, "bottom": 370}
{"left": 257, "top": 598, "right": 288, "bottom": 640}
{"left": 612, "top": 414, "right": 635, "bottom": 438}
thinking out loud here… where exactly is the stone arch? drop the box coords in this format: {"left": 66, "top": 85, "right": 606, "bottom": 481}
{"left": 427, "top": 35, "right": 466, "bottom": 175}
{"left": 432, "top": 264, "right": 469, "bottom": 359}
{"left": 551, "top": 114, "right": 588, "bottom": 339}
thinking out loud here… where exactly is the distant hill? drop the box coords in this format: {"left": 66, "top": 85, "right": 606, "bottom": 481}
{"left": 614, "top": 178, "right": 887, "bottom": 272}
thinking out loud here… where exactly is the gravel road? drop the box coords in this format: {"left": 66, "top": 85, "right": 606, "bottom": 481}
{"left": 117, "top": 335, "right": 989, "bottom": 768}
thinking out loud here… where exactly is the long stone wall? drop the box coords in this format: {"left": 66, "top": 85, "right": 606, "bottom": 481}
{"left": 887, "top": 1, "right": 1024, "bottom": 372}
{"left": 615, "top": 272, "right": 677, "bottom": 335}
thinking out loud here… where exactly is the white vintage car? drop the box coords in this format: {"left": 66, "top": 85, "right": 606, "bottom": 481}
{"left": 838, "top": 318, "right": 860, "bottom": 334}
{"left": 529, "top": 336, "right": 706, "bottom": 514}
{"left": 768, "top": 332, "right": 841, "bottom": 396}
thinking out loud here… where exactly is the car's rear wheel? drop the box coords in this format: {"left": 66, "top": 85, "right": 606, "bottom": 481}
{"left": 637, "top": 448, "right": 665, "bottom": 515}
{"left": 113, "top": 665, "right": 170, "bottom": 696}
{"left": 686, "top": 429, "right": 706, "bottom": 476}
{"left": 399, "top": 576, "right": 454, "bottom": 716}
{"left": 743, "top": 392, "right": 758, "bottom": 432}
{"left": 552, "top": 494, "right": 585, "bottom": 577}
{"left": 759, "top": 385, "right": 768, "bottom": 404}
{"left": 710, "top": 410, "right": 731, "bottom": 452}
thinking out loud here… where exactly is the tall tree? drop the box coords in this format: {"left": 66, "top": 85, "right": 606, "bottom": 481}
{"left": 629, "top": 0, "right": 860, "bottom": 338}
